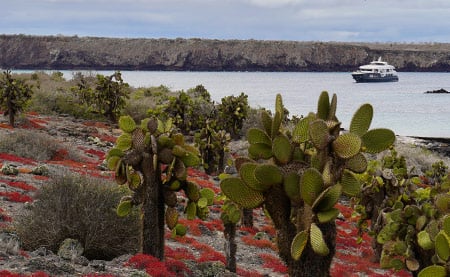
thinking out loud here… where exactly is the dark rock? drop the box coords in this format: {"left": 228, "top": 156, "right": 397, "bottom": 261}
{"left": 425, "top": 88, "right": 450, "bottom": 94}
{"left": 26, "top": 257, "right": 75, "bottom": 275}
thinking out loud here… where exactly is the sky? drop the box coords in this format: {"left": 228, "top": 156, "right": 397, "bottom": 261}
{"left": 1, "top": 0, "right": 450, "bottom": 42}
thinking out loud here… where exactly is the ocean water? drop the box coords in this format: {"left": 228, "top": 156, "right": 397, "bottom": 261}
{"left": 22, "top": 70, "right": 450, "bottom": 137}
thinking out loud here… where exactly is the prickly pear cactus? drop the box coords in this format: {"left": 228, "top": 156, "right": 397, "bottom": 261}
{"left": 220, "top": 92, "right": 395, "bottom": 276}
{"left": 107, "top": 115, "right": 214, "bottom": 260}
{"left": 356, "top": 157, "right": 450, "bottom": 275}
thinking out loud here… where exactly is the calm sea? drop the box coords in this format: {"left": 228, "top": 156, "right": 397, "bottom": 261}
{"left": 21, "top": 71, "right": 450, "bottom": 138}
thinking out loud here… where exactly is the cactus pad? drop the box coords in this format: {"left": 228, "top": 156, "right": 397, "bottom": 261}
{"left": 179, "top": 151, "right": 201, "bottom": 167}
{"left": 435, "top": 231, "right": 450, "bottom": 261}
{"left": 127, "top": 171, "right": 142, "bottom": 191}
{"left": 300, "top": 168, "right": 324, "bottom": 206}
{"left": 147, "top": 117, "right": 158, "bottom": 134}
{"left": 239, "top": 163, "right": 263, "bottom": 191}
{"left": 418, "top": 265, "right": 446, "bottom": 277}
{"left": 116, "top": 133, "right": 132, "bottom": 151}
{"left": 271, "top": 111, "right": 282, "bottom": 137}
{"left": 107, "top": 148, "right": 124, "bottom": 159}
{"left": 159, "top": 147, "right": 175, "bottom": 164}
{"left": 174, "top": 223, "right": 187, "bottom": 236}
{"left": 332, "top": 133, "right": 361, "bottom": 159}
{"left": 272, "top": 134, "right": 292, "bottom": 164}
{"left": 283, "top": 172, "right": 301, "bottom": 203}
{"left": 317, "top": 91, "right": 330, "bottom": 120}
{"left": 328, "top": 94, "right": 337, "bottom": 120}
{"left": 254, "top": 164, "right": 284, "bottom": 189}
{"left": 350, "top": 104, "right": 373, "bottom": 137}
{"left": 165, "top": 207, "right": 179, "bottom": 229}
{"left": 443, "top": 215, "right": 450, "bottom": 236}
{"left": 107, "top": 156, "right": 121, "bottom": 171}
{"left": 340, "top": 170, "right": 361, "bottom": 196}
{"left": 417, "top": 230, "right": 434, "bottom": 250}
{"left": 119, "top": 115, "right": 137, "bottom": 133}
{"left": 261, "top": 110, "right": 273, "bottom": 137}
{"left": 309, "top": 120, "right": 330, "bottom": 150}
{"left": 317, "top": 208, "right": 340, "bottom": 223}
{"left": 200, "top": 188, "right": 215, "bottom": 205}
{"left": 132, "top": 128, "right": 146, "bottom": 152}
{"left": 172, "top": 145, "right": 187, "bottom": 157}
{"left": 248, "top": 143, "right": 273, "bottom": 160}
{"left": 165, "top": 190, "right": 178, "bottom": 207}
{"left": 292, "top": 117, "right": 311, "bottom": 144}
{"left": 186, "top": 201, "right": 197, "bottom": 220}
{"left": 312, "top": 184, "right": 342, "bottom": 212}
{"left": 220, "top": 177, "right": 264, "bottom": 209}
{"left": 235, "top": 156, "right": 255, "bottom": 171}
{"left": 291, "top": 230, "right": 308, "bottom": 260}
{"left": 117, "top": 200, "right": 132, "bottom": 217}
{"left": 310, "top": 223, "right": 330, "bottom": 256}
{"left": 345, "top": 153, "right": 368, "bottom": 173}
{"left": 247, "top": 128, "right": 272, "bottom": 146}
{"left": 186, "top": 182, "right": 200, "bottom": 202}
{"left": 361, "top": 128, "right": 395, "bottom": 153}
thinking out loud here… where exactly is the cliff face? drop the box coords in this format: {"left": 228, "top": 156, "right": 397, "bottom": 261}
{"left": 1, "top": 35, "right": 449, "bottom": 71}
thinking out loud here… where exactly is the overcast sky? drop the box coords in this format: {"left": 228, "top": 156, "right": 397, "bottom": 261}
{"left": 1, "top": 0, "right": 449, "bottom": 42}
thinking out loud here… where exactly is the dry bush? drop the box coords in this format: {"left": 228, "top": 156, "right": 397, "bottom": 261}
{"left": 15, "top": 172, "right": 140, "bottom": 260}
{"left": 0, "top": 129, "right": 83, "bottom": 162}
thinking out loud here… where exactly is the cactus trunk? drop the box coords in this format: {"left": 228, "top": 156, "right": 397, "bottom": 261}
{"left": 265, "top": 183, "right": 336, "bottom": 277}
{"left": 224, "top": 222, "right": 237, "bottom": 273}
{"left": 141, "top": 154, "right": 165, "bottom": 260}
{"left": 241, "top": 208, "right": 253, "bottom": 227}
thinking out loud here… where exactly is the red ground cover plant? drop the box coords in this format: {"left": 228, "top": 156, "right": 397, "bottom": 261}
{"left": 0, "top": 180, "right": 37, "bottom": 191}
{"left": 0, "top": 192, "right": 33, "bottom": 203}
{"left": 0, "top": 271, "right": 49, "bottom": 277}
{"left": 197, "top": 250, "right": 226, "bottom": 264}
{"left": 84, "top": 148, "right": 106, "bottom": 160}
{"left": 236, "top": 268, "right": 265, "bottom": 277}
{"left": 126, "top": 253, "right": 173, "bottom": 277}
{"left": 0, "top": 153, "right": 37, "bottom": 165}
{"left": 241, "top": 234, "right": 277, "bottom": 251}
{"left": 258, "top": 253, "right": 288, "bottom": 274}
{"left": 21, "top": 118, "right": 47, "bottom": 130}
{"left": 83, "top": 273, "right": 116, "bottom": 277}
{"left": 239, "top": 226, "right": 259, "bottom": 235}
{"left": 0, "top": 123, "right": 13, "bottom": 129}
{"left": 164, "top": 246, "right": 196, "bottom": 261}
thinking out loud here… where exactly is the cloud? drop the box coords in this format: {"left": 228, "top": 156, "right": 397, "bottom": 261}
{"left": 1, "top": 0, "right": 449, "bottom": 42}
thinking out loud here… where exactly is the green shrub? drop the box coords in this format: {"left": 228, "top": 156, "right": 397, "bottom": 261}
{"left": 0, "top": 129, "right": 83, "bottom": 162}
{"left": 15, "top": 173, "right": 140, "bottom": 260}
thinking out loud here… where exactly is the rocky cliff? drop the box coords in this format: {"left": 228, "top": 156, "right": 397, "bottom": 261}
{"left": 1, "top": 35, "right": 449, "bottom": 71}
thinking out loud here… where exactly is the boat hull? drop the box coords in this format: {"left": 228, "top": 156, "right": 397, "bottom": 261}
{"left": 352, "top": 73, "right": 398, "bottom": 83}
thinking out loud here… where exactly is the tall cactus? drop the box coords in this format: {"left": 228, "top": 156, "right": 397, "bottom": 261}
{"left": 107, "top": 115, "right": 214, "bottom": 260}
{"left": 220, "top": 92, "right": 395, "bottom": 276}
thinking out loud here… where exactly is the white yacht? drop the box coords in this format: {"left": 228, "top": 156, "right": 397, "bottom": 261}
{"left": 351, "top": 57, "right": 399, "bottom": 82}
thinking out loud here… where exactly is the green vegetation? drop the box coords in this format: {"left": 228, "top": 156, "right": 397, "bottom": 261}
{"left": 5, "top": 70, "right": 450, "bottom": 276}
{"left": 220, "top": 92, "right": 395, "bottom": 276}
{"left": 355, "top": 150, "right": 450, "bottom": 276}
{"left": 72, "top": 71, "right": 130, "bottom": 122}
{"left": 0, "top": 70, "right": 34, "bottom": 127}
{"left": 0, "top": 129, "right": 84, "bottom": 162}
{"left": 106, "top": 115, "right": 215, "bottom": 259}
{"left": 15, "top": 173, "right": 140, "bottom": 260}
